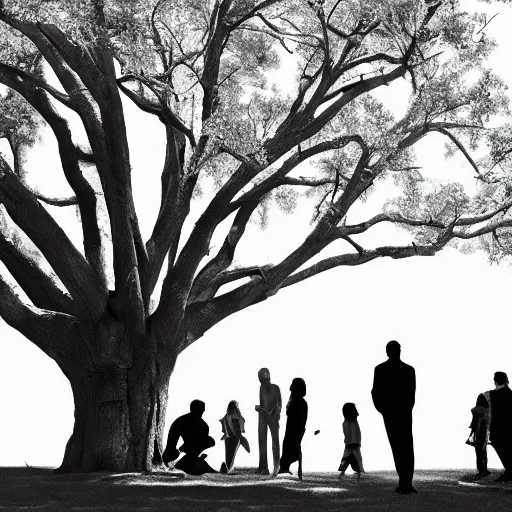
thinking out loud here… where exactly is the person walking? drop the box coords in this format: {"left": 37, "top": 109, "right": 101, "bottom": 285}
{"left": 338, "top": 402, "right": 364, "bottom": 482}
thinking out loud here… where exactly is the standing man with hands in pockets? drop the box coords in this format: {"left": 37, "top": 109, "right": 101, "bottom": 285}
{"left": 372, "top": 340, "right": 417, "bottom": 495}
{"left": 255, "top": 368, "right": 282, "bottom": 476}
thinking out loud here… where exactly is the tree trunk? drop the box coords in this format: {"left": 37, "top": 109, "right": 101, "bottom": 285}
{"left": 56, "top": 335, "right": 178, "bottom": 473}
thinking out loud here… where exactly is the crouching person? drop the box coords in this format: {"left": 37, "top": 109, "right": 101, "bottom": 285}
{"left": 162, "top": 399, "right": 217, "bottom": 475}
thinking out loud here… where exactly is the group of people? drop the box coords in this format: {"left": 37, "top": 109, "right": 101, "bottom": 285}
{"left": 161, "top": 340, "right": 512, "bottom": 494}
{"left": 468, "top": 371, "right": 512, "bottom": 481}
{"left": 161, "top": 368, "right": 308, "bottom": 478}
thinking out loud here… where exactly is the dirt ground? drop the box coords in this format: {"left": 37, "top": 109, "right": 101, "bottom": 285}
{"left": 1, "top": 467, "right": 512, "bottom": 511}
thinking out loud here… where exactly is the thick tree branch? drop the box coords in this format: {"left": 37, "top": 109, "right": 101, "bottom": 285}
{"left": 143, "top": 126, "right": 189, "bottom": 303}
{"left": 189, "top": 196, "right": 261, "bottom": 303}
{"left": 0, "top": 60, "right": 106, "bottom": 283}
{"left": 0, "top": 273, "right": 82, "bottom": 366}
{"left": 10, "top": 20, "right": 146, "bottom": 331}
{"left": 0, "top": 231, "right": 76, "bottom": 315}
{"left": 0, "top": 61, "right": 73, "bottom": 108}
{"left": 0, "top": 155, "right": 107, "bottom": 323}
{"left": 117, "top": 75, "right": 196, "bottom": 146}
{"left": 229, "top": 135, "right": 365, "bottom": 215}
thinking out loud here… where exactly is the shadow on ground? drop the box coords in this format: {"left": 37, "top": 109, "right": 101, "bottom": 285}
{"left": 1, "top": 467, "right": 512, "bottom": 511}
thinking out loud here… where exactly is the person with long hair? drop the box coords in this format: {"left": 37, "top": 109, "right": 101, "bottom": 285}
{"left": 219, "top": 400, "right": 250, "bottom": 474}
{"left": 278, "top": 377, "right": 308, "bottom": 475}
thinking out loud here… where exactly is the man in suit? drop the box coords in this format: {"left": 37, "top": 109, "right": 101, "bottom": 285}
{"left": 372, "top": 340, "right": 417, "bottom": 494}
{"left": 484, "top": 372, "right": 512, "bottom": 482}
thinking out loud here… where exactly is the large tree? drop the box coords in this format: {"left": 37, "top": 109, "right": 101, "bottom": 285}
{"left": 0, "top": 0, "right": 511, "bottom": 472}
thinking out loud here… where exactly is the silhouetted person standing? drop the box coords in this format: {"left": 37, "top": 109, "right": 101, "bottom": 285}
{"left": 255, "top": 368, "right": 282, "bottom": 476}
{"left": 279, "top": 377, "right": 308, "bottom": 475}
{"left": 372, "top": 340, "right": 417, "bottom": 494}
{"left": 162, "top": 399, "right": 216, "bottom": 475}
{"left": 479, "top": 372, "right": 512, "bottom": 482}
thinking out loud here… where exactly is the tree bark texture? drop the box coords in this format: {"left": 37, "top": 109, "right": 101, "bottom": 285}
{"left": 57, "top": 331, "right": 178, "bottom": 473}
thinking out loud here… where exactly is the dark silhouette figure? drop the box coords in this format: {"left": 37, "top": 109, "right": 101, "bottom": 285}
{"left": 255, "top": 368, "right": 282, "bottom": 476}
{"left": 468, "top": 392, "right": 491, "bottom": 479}
{"left": 279, "top": 378, "right": 308, "bottom": 476}
{"left": 219, "top": 400, "right": 250, "bottom": 474}
{"left": 162, "top": 399, "right": 216, "bottom": 475}
{"left": 338, "top": 403, "right": 364, "bottom": 482}
{"left": 371, "top": 340, "right": 417, "bottom": 494}
{"left": 478, "top": 372, "right": 512, "bottom": 482}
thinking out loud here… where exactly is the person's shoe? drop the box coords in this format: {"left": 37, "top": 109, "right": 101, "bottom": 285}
{"left": 398, "top": 485, "right": 418, "bottom": 494}
{"left": 481, "top": 470, "right": 491, "bottom": 478}
{"left": 256, "top": 468, "right": 270, "bottom": 475}
{"left": 220, "top": 462, "right": 228, "bottom": 474}
{"left": 496, "top": 472, "right": 512, "bottom": 482}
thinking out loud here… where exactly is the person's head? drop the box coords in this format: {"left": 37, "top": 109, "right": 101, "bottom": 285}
{"left": 190, "top": 399, "right": 205, "bottom": 417}
{"left": 290, "top": 377, "right": 306, "bottom": 398}
{"left": 258, "top": 367, "right": 271, "bottom": 384}
{"left": 342, "top": 402, "right": 359, "bottom": 421}
{"left": 386, "top": 340, "right": 401, "bottom": 360}
{"left": 227, "top": 400, "right": 240, "bottom": 415}
{"left": 494, "top": 371, "right": 509, "bottom": 388}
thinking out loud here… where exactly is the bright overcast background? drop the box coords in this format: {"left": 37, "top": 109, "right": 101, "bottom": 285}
{"left": 1, "top": 0, "right": 512, "bottom": 474}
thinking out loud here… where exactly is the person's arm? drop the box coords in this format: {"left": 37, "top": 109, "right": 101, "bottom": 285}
{"left": 410, "top": 367, "right": 416, "bottom": 409}
{"left": 301, "top": 401, "right": 308, "bottom": 431}
{"left": 371, "top": 367, "right": 382, "bottom": 413}
{"left": 276, "top": 385, "right": 282, "bottom": 419}
{"left": 255, "top": 387, "right": 268, "bottom": 414}
{"left": 162, "top": 419, "right": 182, "bottom": 463}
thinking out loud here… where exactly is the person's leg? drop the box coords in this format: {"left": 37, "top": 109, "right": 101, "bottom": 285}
{"left": 338, "top": 457, "right": 349, "bottom": 480}
{"left": 349, "top": 454, "right": 362, "bottom": 483}
{"left": 226, "top": 437, "right": 240, "bottom": 472}
{"left": 258, "top": 415, "right": 269, "bottom": 473}
{"left": 383, "top": 415, "right": 402, "bottom": 483}
{"left": 384, "top": 413, "right": 414, "bottom": 489}
{"left": 475, "top": 443, "right": 487, "bottom": 475}
{"left": 279, "top": 433, "right": 291, "bottom": 473}
{"left": 269, "top": 420, "right": 280, "bottom": 475}
{"left": 400, "top": 412, "right": 415, "bottom": 488}
{"left": 492, "top": 437, "right": 512, "bottom": 479}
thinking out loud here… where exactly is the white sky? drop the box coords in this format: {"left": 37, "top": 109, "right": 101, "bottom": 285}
{"left": 1, "top": 0, "right": 512, "bottom": 474}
